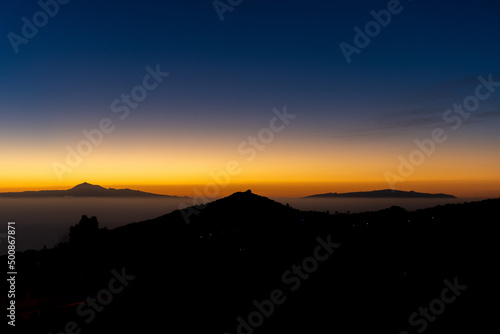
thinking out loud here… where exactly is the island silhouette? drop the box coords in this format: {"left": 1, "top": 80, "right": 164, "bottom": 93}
{"left": 303, "top": 189, "right": 456, "bottom": 198}
{"left": 0, "top": 182, "right": 187, "bottom": 198}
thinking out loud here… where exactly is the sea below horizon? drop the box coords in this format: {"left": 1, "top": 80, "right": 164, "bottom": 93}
{"left": 0, "top": 196, "right": 489, "bottom": 254}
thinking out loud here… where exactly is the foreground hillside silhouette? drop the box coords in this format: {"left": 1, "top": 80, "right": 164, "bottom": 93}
{"left": 2, "top": 190, "right": 496, "bottom": 333}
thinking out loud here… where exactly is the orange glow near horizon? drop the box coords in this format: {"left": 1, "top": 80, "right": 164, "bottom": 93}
{"left": 1, "top": 130, "right": 500, "bottom": 198}
{"left": 1, "top": 180, "right": 499, "bottom": 199}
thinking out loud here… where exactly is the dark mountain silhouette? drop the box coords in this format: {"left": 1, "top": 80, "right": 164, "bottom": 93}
{"left": 0, "top": 182, "right": 187, "bottom": 198}
{"left": 3, "top": 190, "right": 496, "bottom": 334}
{"left": 303, "top": 189, "right": 456, "bottom": 198}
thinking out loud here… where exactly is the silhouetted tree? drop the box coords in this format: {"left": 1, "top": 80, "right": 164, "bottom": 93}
{"left": 69, "top": 215, "right": 100, "bottom": 246}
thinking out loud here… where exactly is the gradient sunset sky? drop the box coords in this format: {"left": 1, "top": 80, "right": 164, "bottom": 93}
{"left": 1, "top": 0, "right": 499, "bottom": 197}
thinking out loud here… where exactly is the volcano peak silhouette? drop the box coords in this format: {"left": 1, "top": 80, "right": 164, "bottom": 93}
{"left": 67, "top": 182, "right": 108, "bottom": 196}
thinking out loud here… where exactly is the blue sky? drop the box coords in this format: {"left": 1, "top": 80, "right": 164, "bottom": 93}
{"left": 1, "top": 0, "right": 499, "bottom": 195}
{"left": 2, "top": 0, "right": 499, "bottom": 128}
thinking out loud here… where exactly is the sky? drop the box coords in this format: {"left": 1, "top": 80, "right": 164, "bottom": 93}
{"left": 1, "top": 0, "right": 499, "bottom": 198}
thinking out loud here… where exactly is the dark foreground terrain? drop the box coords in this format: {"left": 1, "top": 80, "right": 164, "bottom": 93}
{"left": 2, "top": 191, "right": 497, "bottom": 333}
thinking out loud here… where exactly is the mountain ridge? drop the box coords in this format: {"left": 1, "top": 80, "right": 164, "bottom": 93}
{"left": 3, "top": 189, "right": 497, "bottom": 333}
{"left": 303, "top": 189, "right": 456, "bottom": 199}
{"left": 0, "top": 182, "right": 187, "bottom": 198}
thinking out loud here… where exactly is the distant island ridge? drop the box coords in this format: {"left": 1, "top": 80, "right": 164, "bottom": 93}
{"left": 303, "top": 189, "right": 456, "bottom": 199}
{"left": 0, "top": 182, "right": 188, "bottom": 198}
{"left": 0, "top": 184, "right": 457, "bottom": 199}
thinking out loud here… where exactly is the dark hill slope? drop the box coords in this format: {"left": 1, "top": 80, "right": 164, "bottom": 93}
{"left": 7, "top": 193, "right": 498, "bottom": 334}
